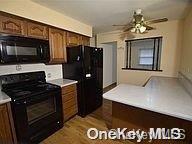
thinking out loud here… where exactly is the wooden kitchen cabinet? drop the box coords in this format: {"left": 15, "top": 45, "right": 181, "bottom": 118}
{"left": 27, "top": 22, "right": 48, "bottom": 40}
{"left": 81, "top": 36, "right": 90, "bottom": 46}
{"left": 0, "top": 14, "right": 26, "bottom": 36}
{"left": 66, "top": 32, "right": 80, "bottom": 46}
{"left": 0, "top": 103, "right": 16, "bottom": 144}
{"left": 61, "top": 84, "right": 78, "bottom": 122}
{"left": 49, "top": 28, "right": 67, "bottom": 63}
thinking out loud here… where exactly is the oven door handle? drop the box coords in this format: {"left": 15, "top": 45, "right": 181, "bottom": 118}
{"left": 25, "top": 91, "right": 57, "bottom": 105}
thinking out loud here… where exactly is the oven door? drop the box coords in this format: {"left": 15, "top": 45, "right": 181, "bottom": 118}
{"left": 12, "top": 90, "right": 63, "bottom": 143}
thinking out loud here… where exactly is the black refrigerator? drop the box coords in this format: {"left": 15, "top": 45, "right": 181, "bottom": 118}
{"left": 62, "top": 45, "right": 103, "bottom": 117}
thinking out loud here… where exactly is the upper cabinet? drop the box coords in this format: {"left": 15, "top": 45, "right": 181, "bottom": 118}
{"left": 66, "top": 32, "right": 80, "bottom": 46}
{"left": 27, "top": 22, "right": 48, "bottom": 40}
{"left": 0, "top": 15, "right": 26, "bottom": 36}
{"left": 49, "top": 28, "right": 67, "bottom": 63}
{"left": 81, "top": 36, "right": 90, "bottom": 46}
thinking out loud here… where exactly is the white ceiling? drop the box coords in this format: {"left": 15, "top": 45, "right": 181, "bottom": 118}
{"left": 33, "top": 0, "right": 192, "bottom": 34}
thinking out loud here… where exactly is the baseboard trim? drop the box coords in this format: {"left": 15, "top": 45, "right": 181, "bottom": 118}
{"left": 103, "top": 82, "right": 117, "bottom": 93}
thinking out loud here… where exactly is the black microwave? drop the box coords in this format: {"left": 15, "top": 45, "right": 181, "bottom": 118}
{"left": 0, "top": 36, "right": 50, "bottom": 64}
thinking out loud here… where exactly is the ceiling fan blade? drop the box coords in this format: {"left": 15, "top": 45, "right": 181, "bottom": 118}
{"left": 123, "top": 27, "right": 134, "bottom": 32}
{"left": 144, "top": 25, "right": 155, "bottom": 30}
{"left": 121, "top": 22, "right": 134, "bottom": 30}
{"left": 112, "top": 24, "right": 128, "bottom": 26}
{"left": 145, "top": 18, "right": 168, "bottom": 25}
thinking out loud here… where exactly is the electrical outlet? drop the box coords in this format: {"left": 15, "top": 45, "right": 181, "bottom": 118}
{"left": 47, "top": 73, "right": 51, "bottom": 78}
{"left": 16, "top": 65, "right": 22, "bottom": 71}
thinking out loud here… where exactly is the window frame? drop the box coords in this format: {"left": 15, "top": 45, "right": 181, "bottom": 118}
{"left": 123, "top": 37, "right": 163, "bottom": 71}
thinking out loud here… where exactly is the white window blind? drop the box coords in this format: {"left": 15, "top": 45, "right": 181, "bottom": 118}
{"left": 139, "top": 48, "right": 153, "bottom": 65}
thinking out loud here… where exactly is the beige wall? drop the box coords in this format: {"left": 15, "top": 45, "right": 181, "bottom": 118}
{"left": 0, "top": 0, "right": 92, "bottom": 37}
{"left": 180, "top": 8, "right": 192, "bottom": 80}
{"left": 97, "top": 20, "right": 183, "bottom": 86}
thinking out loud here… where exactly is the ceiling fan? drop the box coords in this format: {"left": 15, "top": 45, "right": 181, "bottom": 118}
{"left": 113, "top": 9, "right": 168, "bottom": 34}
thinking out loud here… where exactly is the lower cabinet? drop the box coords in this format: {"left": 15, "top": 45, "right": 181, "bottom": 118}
{"left": 0, "top": 103, "right": 17, "bottom": 144}
{"left": 61, "top": 84, "right": 78, "bottom": 122}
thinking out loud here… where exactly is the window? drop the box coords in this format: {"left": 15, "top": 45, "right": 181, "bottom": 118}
{"left": 139, "top": 48, "right": 153, "bottom": 65}
{"left": 124, "top": 37, "right": 162, "bottom": 71}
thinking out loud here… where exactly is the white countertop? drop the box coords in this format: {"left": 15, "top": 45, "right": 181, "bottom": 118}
{"left": 0, "top": 90, "right": 11, "bottom": 105}
{"left": 48, "top": 78, "right": 78, "bottom": 87}
{"left": 103, "top": 76, "right": 192, "bottom": 121}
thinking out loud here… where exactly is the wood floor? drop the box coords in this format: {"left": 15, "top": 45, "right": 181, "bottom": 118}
{"left": 41, "top": 83, "right": 133, "bottom": 144}
{"left": 41, "top": 115, "right": 127, "bottom": 144}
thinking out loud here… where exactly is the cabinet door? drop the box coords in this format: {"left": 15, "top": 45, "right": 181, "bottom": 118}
{"left": 0, "top": 104, "right": 14, "bottom": 144}
{"left": 49, "top": 28, "right": 66, "bottom": 63}
{"left": 27, "top": 22, "right": 48, "bottom": 39}
{"left": 81, "top": 36, "right": 90, "bottom": 46}
{"left": 66, "top": 32, "right": 80, "bottom": 46}
{"left": 0, "top": 15, "right": 26, "bottom": 36}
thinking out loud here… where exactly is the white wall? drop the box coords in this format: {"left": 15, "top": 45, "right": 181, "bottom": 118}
{"left": 101, "top": 42, "right": 117, "bottom": 88}
{"left": 0, "top": 64, "right": 62, "bottom": 81}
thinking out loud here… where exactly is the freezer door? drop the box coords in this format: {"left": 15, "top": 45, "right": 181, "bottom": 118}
{"left": 83, "top": 46, "right": 92, "bottom": 78}
{"left": 62, "top": 62, "right": 84, "bottom": 80}
{"left": 66, "top": 45, "right": 83, "bottom": 63}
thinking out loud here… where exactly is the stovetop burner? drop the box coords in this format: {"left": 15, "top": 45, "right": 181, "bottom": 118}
{"left": 3, "top": 82, "right": 59, "bottom": 100}
{"left": 15, "top": 91, "right": 32, "bottom": 96}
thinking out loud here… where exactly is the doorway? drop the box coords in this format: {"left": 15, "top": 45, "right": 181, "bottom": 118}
{"left": 100, "top": 42, "right": 117, "bottom": 89}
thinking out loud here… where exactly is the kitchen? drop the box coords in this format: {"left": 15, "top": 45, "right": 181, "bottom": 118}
{"left": 0, "top": 0, "right": 192, "bottom": 144}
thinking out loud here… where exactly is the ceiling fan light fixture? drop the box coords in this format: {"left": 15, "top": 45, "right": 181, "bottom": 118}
{"left": 130, "top": 27, "right": 136, "bottom": 33}
{"left": 136, "top": 28, "right": 140, "bottom": 34}
{"left": 139, "top": 26, "right": 146, "bottom": 33}
{"left": 130, "top": 25, "right": 146, "bottom": 34}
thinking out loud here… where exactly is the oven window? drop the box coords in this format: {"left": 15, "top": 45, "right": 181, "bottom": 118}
{"left": 6, "top": 45, "right": 37, "bottom": 56}
{"left": 26, "top": 97, "right": 56, "bottom": 124}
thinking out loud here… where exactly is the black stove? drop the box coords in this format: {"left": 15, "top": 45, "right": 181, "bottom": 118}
{"left": 0, "top": 71, "right": 63, "bottom": 143}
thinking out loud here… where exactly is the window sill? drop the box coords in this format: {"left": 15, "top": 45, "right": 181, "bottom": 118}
{"left": 122, "top": 68, "right": 163, "bottom": 72}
